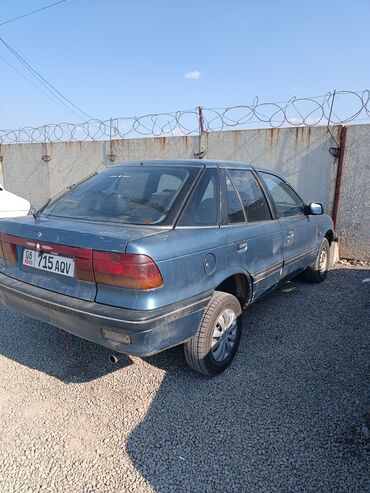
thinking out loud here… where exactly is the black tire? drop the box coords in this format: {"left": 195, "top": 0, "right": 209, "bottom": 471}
{"left": 303, "top": 238, "right": 330, "bottom": 283}
{"left": 184, "top": 291, "right": 242, "bottom": 377}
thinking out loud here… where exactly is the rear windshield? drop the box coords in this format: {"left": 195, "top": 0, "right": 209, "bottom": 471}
{"left": 43, "top": 166, "right": 199, "bottom": 225}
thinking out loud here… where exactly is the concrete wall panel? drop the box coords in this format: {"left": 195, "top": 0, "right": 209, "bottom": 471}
{"left": 2, "top": 143, "right": 50, "bottom": 208}
{"left": 336, "top": 125, "right": 370, "bottom": 261}
{"left": 1, "top": 124, "right": 368, "bottom": 259}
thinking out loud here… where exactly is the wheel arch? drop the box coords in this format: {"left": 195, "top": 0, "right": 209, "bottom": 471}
{"left": 214, "top": 272, "right": 253, "bottom": 310}
{"left": 324, "top": 229, "right": 335, "bottom": 245}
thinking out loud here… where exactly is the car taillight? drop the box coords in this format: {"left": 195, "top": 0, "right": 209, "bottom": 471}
{"left": 92, "top": 252, "right": 163, "bottom": 290}
{"left": 0, "top": 234, "right": 17, "bottom": 264}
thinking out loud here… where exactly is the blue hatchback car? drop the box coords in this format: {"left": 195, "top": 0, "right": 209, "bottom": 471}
{"left": 0, "top": 160, "right": 335, "bottom": 376}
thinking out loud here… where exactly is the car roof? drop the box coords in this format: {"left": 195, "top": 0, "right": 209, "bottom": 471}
{"left": 111, "top": 159, "right": 256, "bottom": 170}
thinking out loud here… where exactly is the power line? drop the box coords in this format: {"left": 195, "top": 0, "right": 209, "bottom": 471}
{"left": 0, "top": 53, "right": 85, "bottom": 120}
{"left": 0, "top": 1, "right": 89, "bottom": 122}
{"left": 0, "top": 37, "right": 93, "bottom": 121}
{"left": 0, "top": 1, "right": 67, "bottom": 27}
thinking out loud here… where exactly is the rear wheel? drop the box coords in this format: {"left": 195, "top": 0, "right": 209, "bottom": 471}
{"left": 184, "top": 291, "right": 242, "bottom": 376}
{"left": 303, "top": 238, "right": 330, "bottom": 283}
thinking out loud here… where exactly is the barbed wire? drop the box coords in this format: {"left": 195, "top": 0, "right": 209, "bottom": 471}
{"left": 1, "top": 89, "right": 369, "bottom": 144}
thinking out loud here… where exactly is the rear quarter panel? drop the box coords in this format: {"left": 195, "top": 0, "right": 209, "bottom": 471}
{"left": 95, "top": 228, "right": 243, "bottom": 310}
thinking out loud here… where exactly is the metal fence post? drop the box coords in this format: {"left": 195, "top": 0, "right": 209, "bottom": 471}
{"left": 194, "top": 106, "right": 206, "bottom": 159}
{"left": 41, "top": 125, "right": 50, "bottom": 163}
{"left": 331, "top": 125, "right": 348, "bottom": 228}
{"left": 108, "top": 117, "right": 117, "bottom": 163}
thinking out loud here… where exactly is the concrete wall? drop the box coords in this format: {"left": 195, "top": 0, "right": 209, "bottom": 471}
{"left": 336, "top": 125, "right": 370, "bottom": 261}
{"left": 0, "top": 124, "right": 368, "bottom": 260}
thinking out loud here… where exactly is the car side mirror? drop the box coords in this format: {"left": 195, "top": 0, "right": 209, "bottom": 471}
{"left": 305, "top": 202, "right": 323, "bottom": 215}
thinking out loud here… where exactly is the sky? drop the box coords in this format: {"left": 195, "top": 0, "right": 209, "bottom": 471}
{"left": 1, "top": 0, "right": 370, "bottom": 130}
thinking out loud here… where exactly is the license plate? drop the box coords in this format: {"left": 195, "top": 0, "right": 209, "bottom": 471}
{"left": 22, "top": 249, "right": 75, "bottom": 278}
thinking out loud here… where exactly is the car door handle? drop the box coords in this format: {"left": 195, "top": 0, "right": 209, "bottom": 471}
{"left": 236, "top": 241, "right": 248, "bottom": 252}
{"left": 286, "top": 230, "right": 295, "bottom": 238}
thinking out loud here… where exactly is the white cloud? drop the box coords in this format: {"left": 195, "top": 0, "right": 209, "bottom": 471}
{"left": 185, "top": 70, "right": 201, "bottom": 79}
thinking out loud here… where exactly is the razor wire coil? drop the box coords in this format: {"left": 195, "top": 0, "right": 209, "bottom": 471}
{"left": 1, "top": 89, "right": 369, "bottom": 144}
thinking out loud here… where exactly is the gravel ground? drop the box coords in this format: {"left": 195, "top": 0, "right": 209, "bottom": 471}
{"left": 0, "top": 264, "right": 369, "bottom": 493}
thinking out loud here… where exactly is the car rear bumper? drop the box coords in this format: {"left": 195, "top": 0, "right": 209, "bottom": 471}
{"left": 0, "top": 273, "right": 211, "bottom": 356}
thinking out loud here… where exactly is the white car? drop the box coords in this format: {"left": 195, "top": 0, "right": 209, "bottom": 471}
{"left": 0, "top": 185, "right": 30, "bottom": 218}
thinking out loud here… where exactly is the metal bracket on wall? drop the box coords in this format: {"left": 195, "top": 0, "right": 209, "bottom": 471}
{"left": 329, "top": 147, "right": 340, "bottom": 158}
{"left": 194, "top": 148, "right": 207, "bottom": 159}
{"left": 41, "top": 130, "right": 51, "bottom": 163}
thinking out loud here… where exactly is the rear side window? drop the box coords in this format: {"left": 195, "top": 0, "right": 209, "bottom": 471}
{"left": 226, "top": 173, "right": 245, "bottom": 223}
{"left": 179, "top": 169, "right": 219, "bottom": 226}
{"left": 259, "top": 172, "right": 304, "bottom": 218}
{"left": 44, "top": 166, "right": 198, "bottom": 226}
{"left": 227, "top": 170, "right": 272, "bottom": 222}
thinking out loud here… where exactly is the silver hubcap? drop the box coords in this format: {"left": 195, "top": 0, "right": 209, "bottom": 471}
{"left": 319, "top": 247, "right": 328, "bottom": 273}
{"left": 211, "top": 309, "right": 237, "bottom": 362}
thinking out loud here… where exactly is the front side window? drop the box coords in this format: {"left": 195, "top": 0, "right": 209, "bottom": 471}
{"left": 179, "top": 169, "right": 219, "bottom": 226}
{"left": 43, "top": 165, "right": 199, "bottom": 225}
{"left": 259, "top": 172, "right": 304, "bottom": 218}
{"left": 227, "top": 170, "right": 272, "bottom": 223}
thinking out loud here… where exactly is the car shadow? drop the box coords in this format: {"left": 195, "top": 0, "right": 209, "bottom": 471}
{"left": 0, "top": 267, "right": 368, "bottom": 491}
{"left": 0, "top": 311, "right": 132, "bottom": 383}
{"left": 125, "top": 267, "right": 370, "bottom": 492}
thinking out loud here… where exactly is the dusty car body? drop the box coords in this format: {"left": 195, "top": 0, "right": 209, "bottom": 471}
{"left": 0, "top": 160, "right": 335, "bottom": 375}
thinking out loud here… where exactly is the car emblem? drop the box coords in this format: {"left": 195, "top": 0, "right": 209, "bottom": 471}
{"left": 37, "top": 232, "right": 42, "bottom": 238}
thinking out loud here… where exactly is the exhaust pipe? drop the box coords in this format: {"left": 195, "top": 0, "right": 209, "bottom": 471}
{"left": 109, "top": 354, "right": 122, "bottom": 364}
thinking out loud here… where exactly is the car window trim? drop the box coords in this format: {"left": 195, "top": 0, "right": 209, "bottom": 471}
{"left": 251, "top": 169, "right": 277, "bottom": 220}
{"left": 257, "top": 171, "right": 306, "bottom": 219}
{"left": 220, "top": 219, "right": 276, "bottom": 230}
{"left": 260, "top": 171, "right": 306, "bottom": 206}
